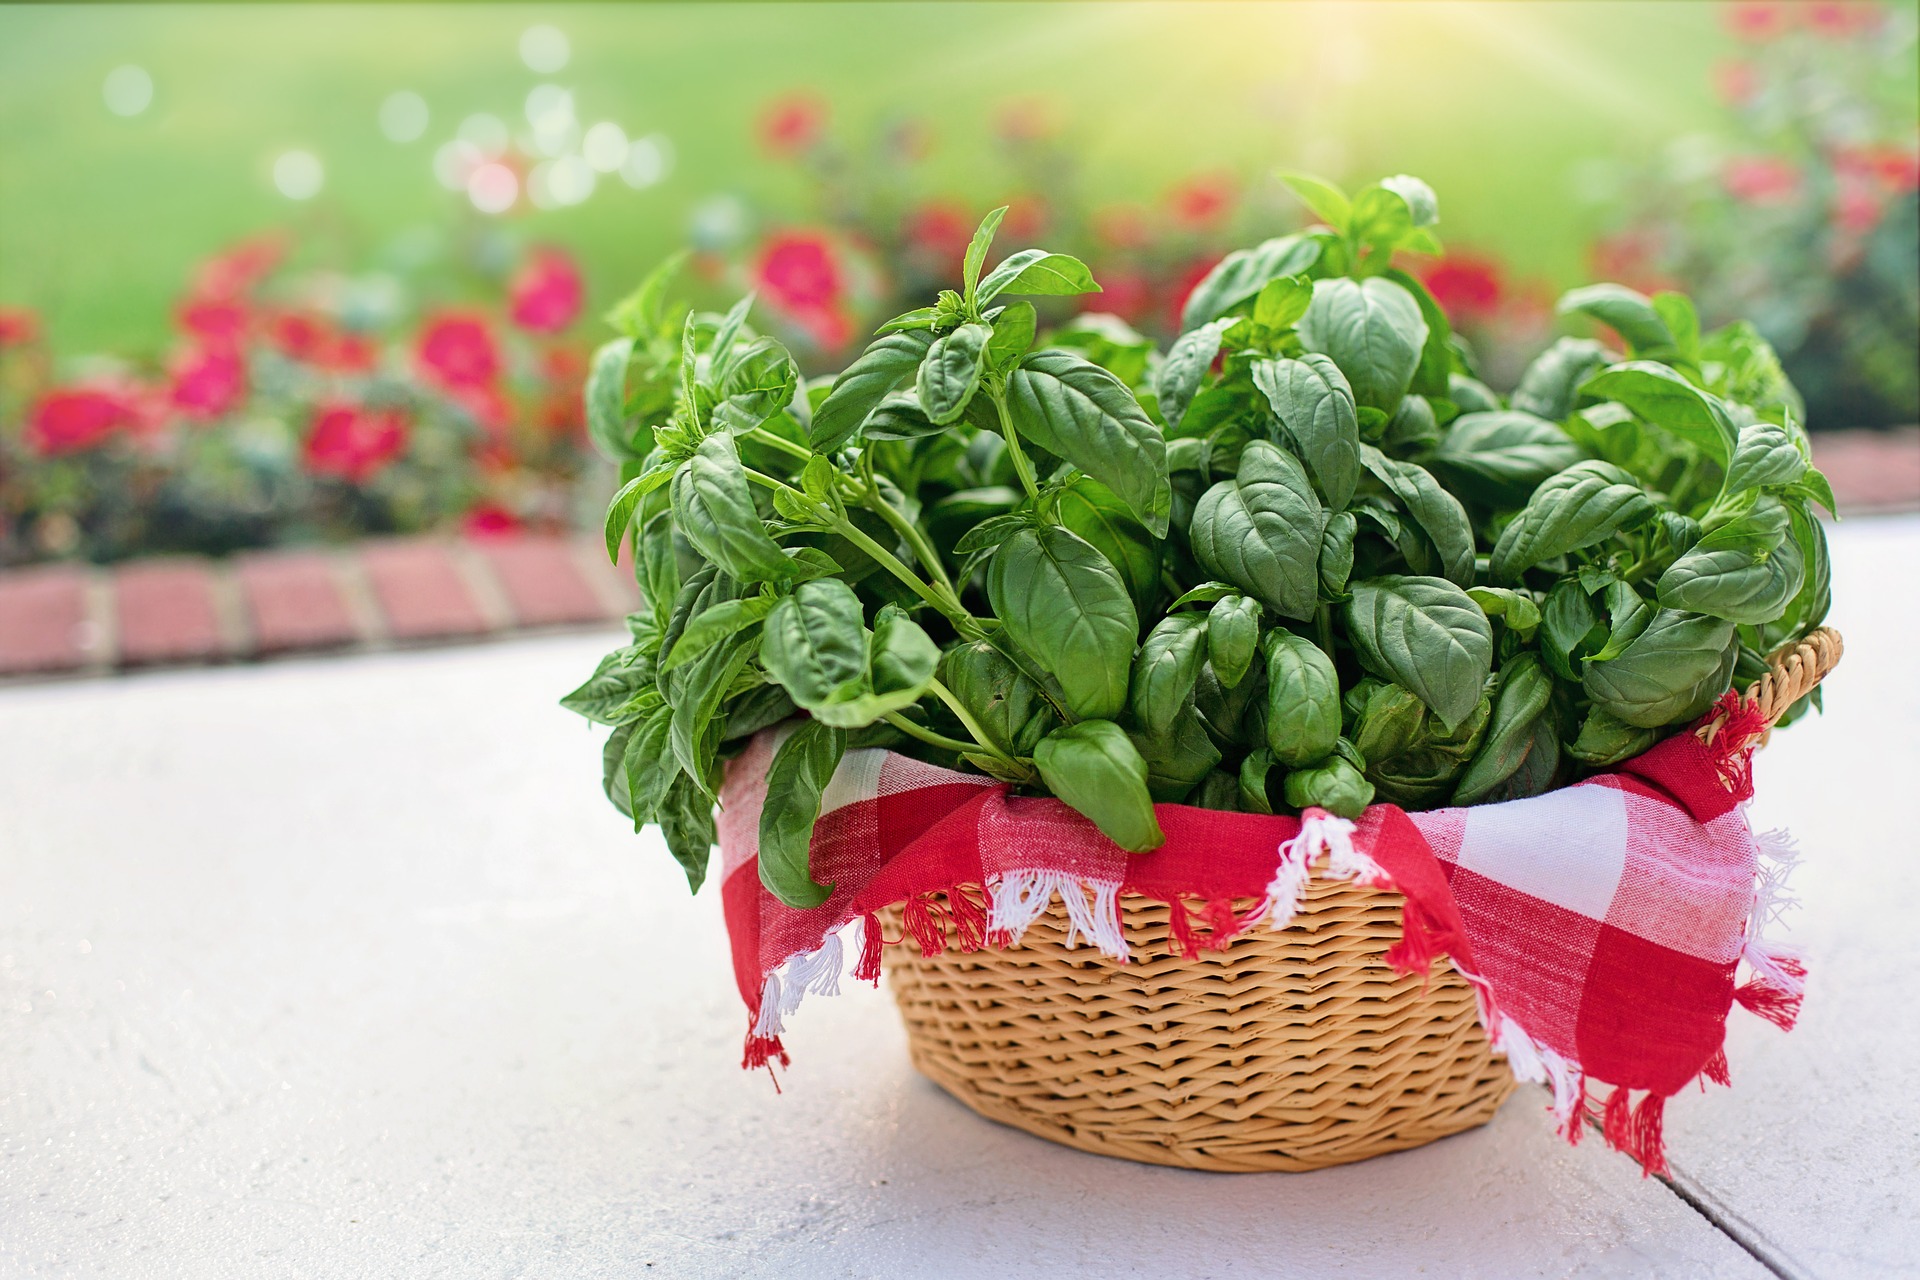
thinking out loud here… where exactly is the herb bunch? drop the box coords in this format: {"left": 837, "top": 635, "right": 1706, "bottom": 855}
{"left": 565, "top": 172, "right": 1834, "bottom": 909}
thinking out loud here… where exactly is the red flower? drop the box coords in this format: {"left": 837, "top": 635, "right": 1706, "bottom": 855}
{"left": 169, "top": 346, "right": 247, "bottom": 421}
{"left": 758, "top": 92, "right": 827, "bottom": 157}
{"left": 0, "top": 306, "right": 40, "bottom": 348}
{"left": 1713, "top": 59, "right": 1760, "bottom": 107}
{"left": 462, "top": 503, "right": 524, "bottom": 538}
{"left": 267, "top": 312, "right": 381, "bottom": 373}
{"left": 191, "top": 236, "right": 285, "bottom": 301}
{"left": 1422, "top": 253, "right": 1507, "bottom": 321}
{"left": 1833, "top": 182, "right": 1885, "bottom": 234}
{"left": 1723, "top": 2, "right": 1790, "bottom": 41}
{"left": 1168, "top": 174, "right": 1235, "bottom": 229}
{"left": 416, "top": 313, "right": 501, "bottom": 391}
{"left": 449, "top": 382, "right": 513, "bottom": 433}
{"left": 509, "top": 248, "right": 585, "bottom": 335}
{"left": 1844, "top": 143, "right": 1920, "bottom": 191}
{"left": 304, "top": 402, "right": 410, "bottom": 483}
{"left": 754, "top": 231, "right": 844, "bottom": 315}
{"left": 178, "top": 297, "right": 250, "bottom": 349}
{"left": 540, "top": 343, "right": 587, "bottom": 385}
{"left": 904, "top": 201, "right": 974, "bottom": 260}
{"left": 1167, "top": 256, "right": 1223, "bottom": 333}
{"left": 1092, "top": 267, "right": 1151, "bottom": 324}
{"left": 25, "top": 386, "right": 139, "bottom": 456}
{"left": 1723, "top": 156, "right": 1800, "bottom": 204}
{"left": 1805, "top": 2, "right": 1879, "bottom": 36}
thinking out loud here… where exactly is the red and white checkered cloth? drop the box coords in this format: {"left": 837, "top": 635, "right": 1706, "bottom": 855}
{"left": 715, "top": 693, "right": 1804, "bottom": 1174}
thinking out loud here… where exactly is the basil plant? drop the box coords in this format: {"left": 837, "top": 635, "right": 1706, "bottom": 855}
{"left": 564, "top": 173, "right": 1835, "bottom": 908}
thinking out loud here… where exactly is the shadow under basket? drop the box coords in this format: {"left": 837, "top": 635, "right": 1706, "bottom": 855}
{"left": 880, "top": 881, "right": 1515, "bottom": 1173}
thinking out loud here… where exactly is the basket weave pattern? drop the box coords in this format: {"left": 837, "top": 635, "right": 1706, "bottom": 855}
{"left": 882, "top": 880, "right": 1515, "bottom": 1172}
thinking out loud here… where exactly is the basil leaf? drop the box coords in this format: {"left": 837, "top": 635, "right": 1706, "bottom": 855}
{"left": 602, "top": 722, "right": 637, "bottom": 818}
{"left": 1558, "top": 283, "right": 1676, "bottom": 354}
{"left": 1129, "top": 614, "right": 1209, "bottom": 735}
{"left": 1382, "top": 394, "right": 1440, "bottom": 454}
{"left": 761, "top": 579, "right": 869, "bottom": 713}
{"left": 759, "top": 720, "right": 846, "bottom": 908}
{"left": 1723, "top": 420, "right": 1809, "bottom": 496}
{"left": 1006, "top": 350, "right": 1172, "bottom": 536}
{"left": 810, "top": 328, "right": 936, "bottom": 451}
{"left": 1511, "top": 337, "right": 1610, "bottom": 423}
{"left": 1319, "top": 509, "right": 1358, "bottom": 597}
{"left": 1359, "top": 445, "right": 1474, "bottom": 584}
{"left": 917, "top": 322, "right": 991, "bottom": 425}
{"left": 671, "top": 433, "right": 799, "bottom": 583}
{"left": 1448, "top": 374, "right": 1502, "bottom": 414}
{"left": 658, "top": 771, "right": 718, "bottom": 894}
{"left": 603, "top": 464, "right": 674, "bottom": 563}
{"left": 962, "top": 206, "right": 1007, "bottom": 300}
{"left": 1056, "top": 477, "right": 1161, "bottom": 615}
{"left": 1179, "top": 234, "right": 1323, "bottom": 331}
{"left": 1298, "top": 276, "right": 1429, "bottom": 414}
{"left": 1253, "top": 275, "right": 1314, "bottom": 330}
{"left": 1381, "top": 268, "right": 1455, "bottom": 399}
{"left": 586, "top": 337, "right": 639, "bottom": 460}
{"left": 1238, "top": 749, "right": 1276, "bottom": 815}
{"left": 668, "top": 630, "right": 755, "bottom": 796}
{"left": 1430, "top": 411, "right": 1585, "bottom": 509}
{"left": 661, "top": 594, "right": 777, "bottom": 671}
{"left": 1453, "top": 656, "right": 1557, "bottom": 806}
{"left": 1129, "top": 711, "right": 1221, "bottom": 804}
{"left": 1583, "top": 608, "right": 1738, "bottom": 728}
{"left": 1277, "top": 171, "right": 1352, "bottom": 232}
{"left": 1540, "top": 578, "right": 1601, "bottom": 680}
{"left": 977, "top": 249, "right": 1100, "bottom": 301}
{"left": 1466, "top": 586, "right": 1542, "bottom": 639}
{"left": 1656, "top": 497, "right": 1804, "bottom": 624}
{"left": 1346, "top": 577, "right": 1493, "bottom": 731}
{"left": 1188, "top": 439, "right": 1325, "bottom": 621}
{"left": 988, "top": 525, "right": 1138, "bottom": 722}
{"left": 1263, "top": 631, "right": 1341, "bottom": 766}
{"left": 621, "top": 704, "right": 678, "bottom": 826}
{"left": 985, "top": 301, "right": 1037, "bottom": 372}
{"left": 1491, "top": 461, "right": 1658, "bottom": 580}
{"left": 1254, "top": 353, "right": 1361, "bottom": 510}
{"left": 1156, "top": 319, "right": 1230, "bottom": 432}
{"left": 940, "top": 641, "right": 1059, "bottom": 762}
{"left": 1282, "top": 754, "right": 1375, "bottom": 819}
{"left": 1566, "top": 707, "right": 1659, "bottom": 767}
{"left": 562, "top": 646, "right": 653, "bottom": 726}
{"left": 1579, "top": 362, "right": 1737, "bottom": 466}
{"left": 1207, "top": 594, "right": 1261, "bottom": 689}
{"left": 875, "top": 305, "right": 938, "bottom": 335}
{"left": 1034, "top": 720, "right": 1164, "bottom": 852}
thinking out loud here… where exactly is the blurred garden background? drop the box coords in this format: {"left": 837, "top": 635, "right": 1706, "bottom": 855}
{"left": 1, "top": 0, "right": 1915, "bottom": 570}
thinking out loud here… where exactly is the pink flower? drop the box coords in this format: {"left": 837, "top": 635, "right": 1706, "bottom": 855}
{"left": 1422, "top": 253, "right": 1507, "bottom": 321}
{"left": 416, "top": 313, "right": 502, "bottom": 391}
{"left": 304, "top": 402, "right": 410, "bottom": 483}
{"left": 1833, "top": 182, "right": 1884, "bottom": 234}
{"left": 169, "top": 346, "right": 247, "bottom": 420}
{"left": 265, "top": 311, "right": 379, "bottom": 373}
{"left": 1805, "top": 2, "right": 1879, "bottom": 36}
{"left": 178, "top": 297, "right": 250, "bottom": 349}
{"left": 754, "top": 231, "right": 844, "bottom": 315}
{"left": 1167, "top": 174, "right": 1235, "bottom": 229}
{"left": 1723, "top": 2, "right": 1791, "bottom": 41}
{"left": 903, "top": 201, "right": 974, "bottom": 260}
{"left": 1723, "top": 156, "right": 1801, "bottom": 204}
{"left": 462, "top": 503, "right": 524, "bottom": 538}
{"left": 448, "top": 382, "right": 512, "bottom": 432}
{"left": 509, "top": 248, "right": 585, "bottom": 334}
{"left": 25, "top": 386, "right": 139, "bottom": 456}
{"left": 1091, "top": 267, "right": 1150, "bottom": 324}
{"left": 0, "top": 306, "right": 40, "bottom": 348}
{"left": 758, "top": 92, "right": 827, "bottom": 157}
{"left": 191, "top": 236, "right": 285, "bottom": 300}
{"left": 1713, "top": 59, "right": 1760, "bottom": 107}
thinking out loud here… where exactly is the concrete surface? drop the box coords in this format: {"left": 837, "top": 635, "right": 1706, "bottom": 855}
{"left": 2, "top": 518, "right": 1915, "bottom": 1279}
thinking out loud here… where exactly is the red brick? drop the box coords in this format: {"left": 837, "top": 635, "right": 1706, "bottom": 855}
{"left": 236, "top": 552, "right": 361, "bottom": 654}
{"left": 1812, "top": 427, "right": 1920, "bottom": 515}
{"left": 474, "top": 537, "right": 616, "bottom": 628}
{"left": 0, "top": 565, "right": 92, "bottom": 675}
{"left": 361, "top": 541, "right": 490, "bottom": 641}
{"left": 113, "top": 561, "right": 224, "bottom": 666}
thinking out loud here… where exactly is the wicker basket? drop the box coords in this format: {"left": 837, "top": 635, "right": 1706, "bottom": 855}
{"left": 881, "top": 627, "right": 1843, "bottom": 1173}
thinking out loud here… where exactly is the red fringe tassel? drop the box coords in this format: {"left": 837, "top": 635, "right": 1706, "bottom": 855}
{"left": 852, "top": 911, "right": 883, "bottom": 984}
{"left": 1597, "top": 1086, "right": 1670, "bottom": 1176}
{"left": 1702, "top": 1046, "right": 1732, "bottom": 1088}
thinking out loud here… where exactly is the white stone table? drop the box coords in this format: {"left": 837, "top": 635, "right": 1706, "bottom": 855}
{"left": 3, "top": 517, "right": 1914, "bottom": 1279}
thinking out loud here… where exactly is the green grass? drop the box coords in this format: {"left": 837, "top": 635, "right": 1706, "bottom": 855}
{"left": 1, "top": 2, "right": 1738, "bottom": 359}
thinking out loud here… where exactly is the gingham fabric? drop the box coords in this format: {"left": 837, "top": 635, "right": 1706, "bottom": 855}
{"left": 716, "top": 694, "right": 1803, "bottom": 1174}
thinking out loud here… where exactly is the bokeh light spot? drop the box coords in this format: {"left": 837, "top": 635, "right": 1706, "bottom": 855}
{"left": 273, "top": 150, "right": 325, "bottom": 200}
{"left": 102, "top": 65, "right": 153, "bottom": 117}
{"left": 621, "top": 134, "right": 674, "bottom": 189}
{"left": 434, "top": 139, "right": 483, "bottom": 191}
{"left": 467, "top": 162, "right": 519, "bottom": 214}
{"left": 519, "top": 25, "right": 570, "bottom": 74}
{"left": 547, "top": 155, "right": 596, "bottom": 206}
{"left": 583, "top": 122, "right": 629, "bottom": 173}
{"left": 379, "top": 91, "right": 429, "bottom": 143}
{"left": 458, "top": 113, "right": 509, "bottom": 157}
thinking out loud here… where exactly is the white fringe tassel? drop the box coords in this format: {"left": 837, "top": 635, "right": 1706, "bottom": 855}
{"left": 1743, "top": 825, "right": 1806, "bottom": 997}
{"left": 986, "top": 871, "right": 1127, "bottom": 960}
{"left": 750, "top": 920, "right": 856, "bottom": 1038}
{"left": 1264, "top": 810, "right": 1375, "bottom": 930}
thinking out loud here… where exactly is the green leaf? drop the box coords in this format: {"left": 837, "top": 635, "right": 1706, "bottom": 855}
{"left": 875, "top": 305, "right": 939, "bottom": 335}
{"left": 1466, "top": 587, "right": 1542, "bottom": 639}
{"left": 670, "top": 433, "right": 798, "bottom": 583}
{"left": 985, "top": 302, "right": 1037, "bottom": 371}
{"left": 1130, "top": 712, "right": 1221, "bottom": 803}
{"left": 1723, "top": 420, "right": 1809, "bottom": 496}
{"left": 1558, "top": 283, "right": 1676, "bottom": 353}
{"left": 1056, "top": 477, "right": 1162, "bottom": 614}
{"left": 1238, "top": 749, "right": 1276, "bottom": 814}
{"left": 661, "top": 595, "right": 777, "bottom": 671}
{"left": 1263, "top": 632, "right": 1341, "bottom": 766}
{"left": 604, "top": 250, "right": 688, "bottom": 338}
{"left": 940, "top": 641, "right": 1058, "bottom": 761}
{"left": 1430, "top": 411, "right": 1586, "bottom": 509}
{"left": 1359, "top": 446, "right": 1475, "bottom": 584}
{"left": 586, "top": 337, "right": 639, "bottom": 460}
{"left": 1276, "top": 171, "right": 1351, "bottom": 232}
{"left": 1005, "top": 350, "right": 1172, "bottom": 536}
{"left": 603, "top": 464, "right": 674, "bottom": 563}
{"left": 1156, "top": 319, "right": 1229, "bottom": 432}
{"left": 1168, "top": 581, "right": 1239, "bottom": 610}
{"left": 1206, "top": 594, "right": 1261, "bottom": 689}
{"left": 917, "top": 322, "right": 991, "bottom": 425}
{"left": 658, "top": 771, "right": 718, "bottom": 893}
{"left": 1378, "top": 174, "right": 1439, "bottom": 227}
{"left": 1282, "top": 754, "right": 1374, "bottom": 819}
{"left": 1381, "top": 269, "right": 1455, "bottom": 400}
{"left": 621, "top": 704, "right": 679, "bottom": 825}
{"left": 561, "top": 646, "right": 652, "bottom": 726}
{"left": 1448, "top": 374, "right": 1502, "bottom": 414}
{"left": 1253, "top": 275, "right": 1315, "bottom": 330}
{"left": 1567, "top": 707, "right": 1659, "bottom": 767}
{"left": 977, "top": 249, "right": 1101, "bottom": 301}
{"left": 1491, "top": 461, "right": 1658, "bottom": 580}
{"left": 811, "top": 329, "right": 936, "bottom": 451}
{"left": 962, "top": 206, "right": 1008, "bottom": 300}
{"left": 988, "top": 525, "right": 1138, "bottom": 722}
{"left": 709, "top": 336, "right": 799, "bottom": 435}
{"left": 1298, "top": 276, "right": 1429, "bottom": 414}
{"left": 1656, "top": 497, "right": 1804, "bottom": 624}
{"left": 1319, "top": 509, "right": 1358, "bottom": 597}
{"left": 1511, "top": 337, "right": 1610, "bottom": 423}
{"left": 1453, "top": 656, "right": 1557, "bottom": 805}
{"left": 761, "top": 579, "right": 869, "bottom": 712}
{"left": 759, "top": 721, "right": 846, "bottom": 908}
{"left": 668, "top": 632, "right": 755, "bottom": 796}
{"left": 1346, "top": 577, "right": 1493, "bottom": 731}
{"left": 1129, "top": 613, "right": 1209, "bottom": 735}
{"left": 1578, "top": 362, "right": 1736, "bottom": 465}
{"left": 1033, "top": 721, "right": 1165, "bottom": 853}
{"left": 1188, "top": 439, "right": 1325, "bottom": 621}
{"left": 1253, "top": 354, "right": 1361, "bottom": 510}
{"left": 1583, "top": 608, "right": 1738, "bottom": 728}
{"left": 1180, "top": 234, "right": 1323, "bottom": 331}
{"left": 1652, "top": 291, "right": 1701, "bottom": 362}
